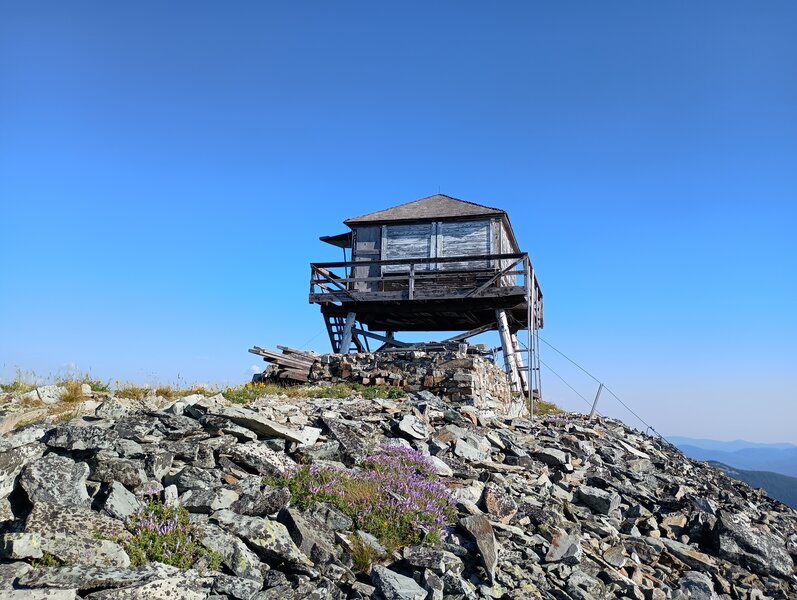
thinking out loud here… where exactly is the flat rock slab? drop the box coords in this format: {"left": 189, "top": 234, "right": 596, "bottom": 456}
{"left": 90, "top": 458, "right": 149, "bottom": 489}
{"left": 545, "top": 529, "right": 582, "bottom": 565}
{"left": 21, "top": 453, "right": 91, "bottom": 507}
{"left": 212, "top": 574, "right": 262, "bottom": 600}
{"left": 460, "top": 514, "right": 498, "bottom": 583}
{"left": 4, "top": 590, "right": 78, "bottom": 600}
{"left": 371, "top": 565, "right": 427, "bottom": 600}
{"left": 163, "top": 466, "right": 220, "bottom": 492}
{"left": 17, "top": 564, "right": 179, "bottom": 591}
{"left": 0, "top": 426, "right": 48, "bottom": 452}
{"left": 25, "top": 502, "right": 130, "bottom": 542}
{"left": 210, "top": 407, "right": 321, "bottom": 446}
{"left": 224, "top": 443, "right": 297, "bottom": 477}
{"left": 46, "top": 424, "right": 119, "bottom": 451}
{"left": 482, "top": 482, "right": 518, "bottom": 524}
{"left": 83, "top": 575, "right": 208, "bottom": 600}
{"left": 0, "top": 533, "right": 43, "bottom": 559}
{"left": 40, "top": 533, "right": 130, "bottom": 568}
{"left": 181, "top": 487, "right": 239, "bottom": 514}
{"left": 533, "top": 447, "right": 569, "bottom": 468}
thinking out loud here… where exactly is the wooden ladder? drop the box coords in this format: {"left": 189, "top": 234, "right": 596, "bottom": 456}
{"left": 324, "top": 313, "right": 366, "bottom": 353}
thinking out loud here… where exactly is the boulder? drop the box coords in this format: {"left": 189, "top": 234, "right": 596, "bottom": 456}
{"left": 224, "top": 443, "right": 297, "bottom": 477}
{"left": 577, "top": 485, "right": 620, "bottom": 515}
{"left": 459, "top": 514, "right": 498, "bottom": 583}
{"left": 102, "top": 481, "right": 141, "bottom": 521}
{"left": 712, "top": 511, "right": 794, "bottom": 578}
{"left": 90, "top": 459, "right": 148, "bottom": 489}
{"left": 212, "top": 509, "right": 312, "bottom": 567}
{"left": 199, "top": 522, "right": 263, "bottom": 583}
{"left": 370, "top": 565, "right": 427, "bottom": 600}
{"left": 210, "top": 406, "right": 321, "bottom": 445}
{"left": 0, "top": 442, "right": 46, "bottom": 499}
{"left": 46, "top": 424, "right": 119, "bottom": 451}
{"left": 20, "top": 454, "right": 91, "bottom": 507}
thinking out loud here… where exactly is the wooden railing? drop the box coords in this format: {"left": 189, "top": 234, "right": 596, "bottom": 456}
{"left": 309, "top": 252, "right": 542, "bottom": 306}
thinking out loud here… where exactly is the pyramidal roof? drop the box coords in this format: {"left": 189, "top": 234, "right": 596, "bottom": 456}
{"left": 344, "top": 194, "right": 505, "bottom": 225}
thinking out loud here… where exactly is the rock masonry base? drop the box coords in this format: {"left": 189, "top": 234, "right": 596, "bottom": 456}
{"left": 307, "top": 351, "right": 526, "bottom": 418}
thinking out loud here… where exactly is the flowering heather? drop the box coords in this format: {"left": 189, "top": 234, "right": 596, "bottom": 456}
{"left": 270, "top": 444, "right": 456, "bottom": 551}
{"left": 125, "top": 500, "right": 220, "bottom": 570}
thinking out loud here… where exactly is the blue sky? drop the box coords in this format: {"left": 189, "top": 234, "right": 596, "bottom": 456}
{"left": 1, "top": 2, "right": 795, "bottom": 442}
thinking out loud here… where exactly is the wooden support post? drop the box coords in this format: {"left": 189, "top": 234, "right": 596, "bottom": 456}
{"left": 589, "top": 383, "right": 604, "bottom": 419}
{"left": 339, "top": 312, "right": 356, "bottom": 354}
{"left": 408, "top": 264, "right": 415, "bottom": 300}
{"left": 496, "top": 309, "right": 522, "bottom": 393}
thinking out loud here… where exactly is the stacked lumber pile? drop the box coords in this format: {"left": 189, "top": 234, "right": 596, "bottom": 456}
{"left": 247, "top": 346, "right": 316, "bottom": 383}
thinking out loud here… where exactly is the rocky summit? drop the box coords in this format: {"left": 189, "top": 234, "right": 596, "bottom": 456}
{"left": 1, "top": 384, "right": 796, "bottom": 600}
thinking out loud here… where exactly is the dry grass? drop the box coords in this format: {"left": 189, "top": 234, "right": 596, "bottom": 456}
{"left": 0, "top": 368, "right": 37, "bottom": 394}
{"left": 116, "top": 384, "right": 151, "bottom": 400}
{"left": 534, "top": 399, "right": 562, "bottom": 415}
{"left": 60, "top": 380, "right": 86, "bottom": 404}
{"left": 349, "top": 535, "right": 376, "bottom": 573}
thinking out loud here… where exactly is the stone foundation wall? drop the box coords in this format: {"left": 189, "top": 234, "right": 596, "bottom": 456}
{"left": 308, "top": 351, "right": 525, "bottom": 417}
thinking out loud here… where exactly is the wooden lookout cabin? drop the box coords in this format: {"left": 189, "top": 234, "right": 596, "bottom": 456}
{"left": 309, "top": 194, "right": 544, "bottom": 396}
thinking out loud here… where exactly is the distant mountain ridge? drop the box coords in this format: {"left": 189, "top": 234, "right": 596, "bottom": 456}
{"left": 670, "top": 437, "right": 797, "bottom": 478}
{"left": 708, "top": 461, "right": 797, "bottom": 510}
{"left": 667, "top": 436, "right": 796, "bottom": 452}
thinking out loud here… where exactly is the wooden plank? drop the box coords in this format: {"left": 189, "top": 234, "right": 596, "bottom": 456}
{"left": 442, "top": 323, "right": 496, "bottom": 342}
{"left": 276, "top": 346, "right": 316, "bottom": 360}
{"left": 277, "top": 369, "right": 310, "bottom": 382}
{"left": 249, "top": 348, "right": 314, "bottom": 370}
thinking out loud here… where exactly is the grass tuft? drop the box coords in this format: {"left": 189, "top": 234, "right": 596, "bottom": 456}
{"left": 534, "top": 399, "right": 562, "bottom": 415}
{"left": 0, "top": 368, "right": 37, "bottom": 394}
{"left": 60, "top": 380, "right": 86, "bottom": 404}
{"left": 116, "top": 383, "right": 151, "bottom": 400}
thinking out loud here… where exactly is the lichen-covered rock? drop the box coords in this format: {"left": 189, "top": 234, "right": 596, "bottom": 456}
{"left": 16, "top": 563, "right": 180, "bottom": 591}
{"left": 102, "top": 481, "right": 141, "bottom": 521}
{"left": 20, "top": 454, "right": 91, "bottom": 507}
{"left": 212, "top": 509, "right": 312, "bottom": 567}
{"left": 199, "top": 522, "right": 263, "bottom": 583}
{"left": 0, "top": 442, "right": 46, "bottom": 499}
{"left": 25, "top": 502, "right": 130, "bottom": 542}
{"left": 46, "top": 424, "right": 119, "bottom": 451}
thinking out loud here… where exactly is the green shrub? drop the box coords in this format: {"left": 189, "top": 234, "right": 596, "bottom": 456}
{"left": 267, "top": 445, "right": 455, "bottom": 553}
{"left": 124, "top": 500, "right": 219, "bottom": 570}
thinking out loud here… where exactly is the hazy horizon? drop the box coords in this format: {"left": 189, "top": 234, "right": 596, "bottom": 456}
{"left": 2, "top": 2, "right": 795, "bottom": 443}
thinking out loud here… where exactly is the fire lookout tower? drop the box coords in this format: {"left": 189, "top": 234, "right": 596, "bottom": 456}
{"left": 309, "top": 194, "right": 543, "bottom": 397}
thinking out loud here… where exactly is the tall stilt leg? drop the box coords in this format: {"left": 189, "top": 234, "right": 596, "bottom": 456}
{"left": 510, "top": 333, "right": 529, "bottom": 395}
{"left": 496, "top": 309, "right": 522, "bottom": 392}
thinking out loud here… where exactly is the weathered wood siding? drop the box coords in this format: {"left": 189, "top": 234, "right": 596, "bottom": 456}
{"left": 437, "top": 220, "right": 491, "bottom": 270}
{"left": 498, "top": 219, "right": 519, "bottom": 286}
{"left": 381, "top": 223, "right": 435, "bottom": 272}
{"left": 352, "top": 226, "right": 381, "bottom": 291}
